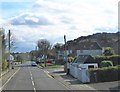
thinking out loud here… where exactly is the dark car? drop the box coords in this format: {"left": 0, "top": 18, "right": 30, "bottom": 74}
{"left": 31, "top": 62, "right": 37, "bottom": 66}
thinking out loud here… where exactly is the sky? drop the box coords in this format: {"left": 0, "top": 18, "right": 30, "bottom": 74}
{"left": 0, "top": 0, "right": 119, "bottom": 52}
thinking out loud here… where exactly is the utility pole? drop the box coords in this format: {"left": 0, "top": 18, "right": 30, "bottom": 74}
{"left": 35, "top": 46, "right": 37, "bottom": 62}
{"left": 8, "top": 30, "right": 11, "bottom": 70}
{"left": 8, "top": 30, "right": 11, "bottom": 53}
{"left": 64, "top": 35, "right": 67, "bottom": 61}
{"left": 64, "top": 35, "right": 68, "bottom": 73}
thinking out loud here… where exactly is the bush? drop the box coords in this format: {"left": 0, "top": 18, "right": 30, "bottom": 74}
{"left": 100, "top": 60, "right": 113, "bottom": 68}
{"left": 2, "top": 61, "right": 8, "bottom": 71}
{"left": 94, "top": 55, "right": 120, "bottom": 67}
{"left": 103, "top": 47, "right": 114, "bottom": 56}
{"left": 89, "top": 66, "right": 120, "bottom": 82}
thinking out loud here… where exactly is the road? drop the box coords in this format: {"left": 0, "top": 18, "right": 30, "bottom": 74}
{"left": 2, "top": 61, "right": 69, "bottom": 91}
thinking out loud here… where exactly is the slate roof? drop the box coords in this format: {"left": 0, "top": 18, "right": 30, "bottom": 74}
{"left": 73, "top": 55, "right": 95, "bottom": 64}
{"left": 76, "top": 41, "right": 102, "bottom": 50}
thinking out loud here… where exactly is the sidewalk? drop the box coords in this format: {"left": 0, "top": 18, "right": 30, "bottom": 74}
{"left": 0, "top": 66, "right": 20, "bottom": 90}
{"left": 44, "top": 68, "right": 96, "bottom": 90}
{"left": 45, "top": 68, "right": 119, "bottom": 91}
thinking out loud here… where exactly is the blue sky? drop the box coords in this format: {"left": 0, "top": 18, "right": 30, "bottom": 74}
{"left": 1, "top": 2, "right": 33, "bottom": 19}
{"left": 0, "top": 0, "right": 119, "bottom": 52}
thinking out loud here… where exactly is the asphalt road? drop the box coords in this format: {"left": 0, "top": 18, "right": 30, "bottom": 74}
{"left": 2, "top": 61, "right": 69, "bottom": 91}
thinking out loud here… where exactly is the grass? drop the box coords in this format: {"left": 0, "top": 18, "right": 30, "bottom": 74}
{"left": 39, "top": 63, "right": 63, "bottom": 68}
{"left": 46, "top": 65, "right": 63, "bottom": 68}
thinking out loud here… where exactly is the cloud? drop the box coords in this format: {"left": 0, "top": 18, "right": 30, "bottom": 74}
{"left": 1, "top": 0, "right": 119, "bottom": 52}
{"left": 8, "top": 13, "right": 52, "bottom": 25}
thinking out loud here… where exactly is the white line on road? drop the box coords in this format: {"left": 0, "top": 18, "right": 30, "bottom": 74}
{"left": 43, "top": 70, "right": 53, "bottom": 78}
{"left": 31, "top": 76, "right": 33, "bottom": 80}
{"left": 0, "top": 68, "right": 20, "bottom": 90}
{"left": 28, "top": 67, "right": 36, "bottom": 92}
{"left": 32, "top": 81, "right": 35, "bottom": 86}
{"left": 84, "top": 84, "right": 97, "bottom": 90}
{"left": 34, "top": 87, "right": 36, "bottom": 92}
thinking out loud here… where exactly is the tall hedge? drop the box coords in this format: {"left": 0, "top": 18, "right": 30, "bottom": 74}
{"left": 2, "top": 60, "right": 8, "bottom": 71}
{"left": 93, "top": 55, "right": 120, "bottom": 67}
{"left": 100, "top": 60, "right": 113, "bottom": 68}
{"left": 89, "top": 66, "right": 120, "bottom": 82}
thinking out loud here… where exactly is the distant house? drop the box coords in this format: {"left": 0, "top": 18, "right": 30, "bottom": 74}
{"left": 57, "top": 41, "right": 103, "bottom": 59}
{"left": 76, "top": 41, "right": 103, "bottom": 56}
{"left": 112, "top": 39, "right": 120, "bottom": 55}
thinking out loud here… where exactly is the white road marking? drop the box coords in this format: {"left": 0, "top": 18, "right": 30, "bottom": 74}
{"left": 29, "top": 68, "right": 36, "bottom": 92}
{"left": 32, "top": 81, "right": 34, "bottom": 86}
{"left": 43, "top": 70, "right": 53, "bottom": 78}
{"left": 34, "top": 87, "right": 36, "bottom": 92}
{"left": 84, "top": 84, "right": 97, "bottom": 90}
{"left": 0, "top": 68, "right": 20, "bottom": 90}
{"left": 31, "top": 76, "right": 33, "bottom": 80}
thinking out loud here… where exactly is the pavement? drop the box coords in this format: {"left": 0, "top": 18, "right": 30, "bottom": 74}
{"left": 44, "top": 68, "right": 120, "bottom": 92}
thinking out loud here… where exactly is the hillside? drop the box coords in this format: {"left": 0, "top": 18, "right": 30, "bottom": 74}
{"left": 66, "top": 32, "right": 120, "bottom": 54}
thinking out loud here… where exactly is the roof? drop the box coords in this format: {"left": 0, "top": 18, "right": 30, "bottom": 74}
{"left": 73, "top": 55, "right": 95, "bottom": 64}
{"left": 76, "top": 41, "right": 102, "bottom": 50}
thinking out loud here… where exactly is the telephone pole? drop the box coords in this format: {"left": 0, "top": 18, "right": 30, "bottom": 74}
{"left": 8, "top": 30, "right": 11, "bottom": 70}
{"left": 64, "top": 35, "right": 68, "bottom": 73}
{"left": 64, "top": 35, "right": 67, "bottom": 62}
{"left": 8, "top": 30, "right": 11, "bottom": 53}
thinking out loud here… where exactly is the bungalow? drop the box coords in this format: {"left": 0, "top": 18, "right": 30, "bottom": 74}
{"left": 76, "top": 41, "right": 103, "bottom": 56}
{"left": 57, "top": 41, "right": 103, "bottom": 60}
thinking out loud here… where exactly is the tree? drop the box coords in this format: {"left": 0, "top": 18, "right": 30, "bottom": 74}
{"left": 53, "top": 43, "right": 63, "bottom": 59}
{"left": 104, "top": 47, "right": 114, "bottom": 56}
{"left": 37, "top": 39, "right": 51, "bottom": 66}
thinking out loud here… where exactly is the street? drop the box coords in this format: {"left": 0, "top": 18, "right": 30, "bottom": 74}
{"left": 2, "top": 61, "right": 69, "bottom": 91}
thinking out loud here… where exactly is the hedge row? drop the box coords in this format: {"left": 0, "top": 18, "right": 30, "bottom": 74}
{"left": 2, "top": 61, "right": 8, "bottom": 71}
{"left": 93, "top": 55, "right": 120, "bottom": 67}
{"left": 89, "top": 66, "right": 120, "bottom": 83}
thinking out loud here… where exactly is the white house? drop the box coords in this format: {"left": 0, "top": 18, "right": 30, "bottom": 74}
{"left": 76, "top": 42, "right": 102, "bottom": 57}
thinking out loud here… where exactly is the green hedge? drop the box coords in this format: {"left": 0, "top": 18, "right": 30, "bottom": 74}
{"left": 2, "top": 61, "right": 8, "bottom": 71}
{"left": 89, "top": 66, "right": 120, "bottom": 82}
{"left": 100, "top": 60, "right": 113, "bottom": 68}
{"left": 93, "top": 55, "right": 120, "bottom": 67}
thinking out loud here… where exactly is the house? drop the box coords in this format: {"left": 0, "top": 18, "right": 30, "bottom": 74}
{"left": 76, "top": 41, "right": 103, "bottom": 56}
{"left": 112, "top": 39, "right": 120, "bottom": 55}
{"left": 58, "top": 41, "right": 103, "bottom": 59}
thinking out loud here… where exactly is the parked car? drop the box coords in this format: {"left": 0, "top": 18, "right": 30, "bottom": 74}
{"left": 31, "top": 61, "right": 37, "bottom": 66}
{"left": 45, "top": 59, "right": 54, "bottom": 66}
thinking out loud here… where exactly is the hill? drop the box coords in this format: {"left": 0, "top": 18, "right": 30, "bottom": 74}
{"left": 66, "top": 32, "right": 120, "bottom": 54}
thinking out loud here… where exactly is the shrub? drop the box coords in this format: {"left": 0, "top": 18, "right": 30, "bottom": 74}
{"left": 93, "top": 55, "right": 120, "bottom": 67}
{"left": 89, "top": 66, "right": 120, "bottom": 82}
{"left": 2, "top": 61, "right": 8, "bottom": 71}
{"left": 100, "top": 60, "right": 113, "bottom": 68}
{"left": 103, "top": 47, "right": 114, "bottom": 56}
